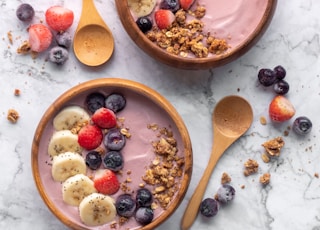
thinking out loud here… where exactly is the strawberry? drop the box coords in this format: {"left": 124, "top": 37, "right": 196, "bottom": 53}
{"left": 93, "top": 169, "right": 120, "bottom": 195}
{"left": 154, "top": 9, "right": 175, "bottom": 30}
{"left": 78, "top": 124, "right": 103, "bottom": 150}
{"left": 179, "top": 0, "right": 195, "bottom": 10}
{"left": 269, "top": 95, "right": 295, "bottom": 122}
{"left": 45, "top": 6, "right": 74, "bottom": 32}
{"left": 28, "top": 24, "right": 53, "bottom": 52}
{"left": 91, "top": 107, "right": 117, "bottom": 129}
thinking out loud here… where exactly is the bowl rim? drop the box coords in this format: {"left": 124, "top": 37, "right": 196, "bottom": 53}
{"left": 116, "top": 0, "right": 278, "bottom": 69}
{"left": 31, "top": 78, "right": 193, "bottom": 230}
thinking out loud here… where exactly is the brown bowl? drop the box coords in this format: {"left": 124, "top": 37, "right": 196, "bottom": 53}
{"left": 31, "top": 78, "right": 192, "bottom": 230}
{"left": 116, "top": 0, "right": 277, "bottom": 70}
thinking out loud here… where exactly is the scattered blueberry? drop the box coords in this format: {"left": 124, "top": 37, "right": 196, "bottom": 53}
{"left": 215, "top": 184, "right": 236, "bottom": 204}
{"left": 136, "top": 17, "right": 153, "bottom": 33}
{"left": 16, "top": 3, "right": 35, "bottom": 22}
{"left": 48, "top": 46, "right": 69, "bottom": 65}
{"left": 56, "top": 31, "right": 72, "bottom": 48}
{"left": 273, "top": 65, "right": 286, "bottom": 80}
{"left": 102, "top": 151, "right": 124, "bottom": 172}
{"left": 258, "top": 68, "right": 277, "bottom": 87}
{"left": 135, "top": 207, "right": 154, "bottom": 225}
{"left": 199, "top": 198, "right": 220, "bottom": 217}
{"left": 105, "top": 93, "right": 126, "bottom": 113}
{"left": 293, "top": 116, "right": 312, "bottom": 135}
{"left": 86, "top": 92, "right": 106, "bottom": 113}
{"left": 159, "top": 0, "right": 180, "bottom": 12}
{"left": 104, "top": 128, "right": 126, "bottom": 151}
{"left": 116, "top": 194, "right": 136, "bottom": 218}
{"left": 136, "top": 188, "right": 153, "bottom": 207}
{"left": 273, "top": 79, "right": 290, "bottom": 95}
{"left": 85, "top": 151, "right": 102, "bottom": 170}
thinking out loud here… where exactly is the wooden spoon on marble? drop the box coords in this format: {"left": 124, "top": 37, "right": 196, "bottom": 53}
{"left": 181, "top": 95, "right": 253, "bottom": 230}
{"left": 73, "top": 0, "right": 114, "bottom": 66}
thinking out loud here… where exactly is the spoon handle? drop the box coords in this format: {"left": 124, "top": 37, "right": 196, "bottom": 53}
{"left": 180, "top": 133, "right": 234, "bottom": 230}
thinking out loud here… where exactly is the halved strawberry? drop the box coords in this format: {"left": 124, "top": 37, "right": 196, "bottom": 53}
{"left": 269, "top": 95, "right": 295, "bottom": 122}
{"left": 45, "top": 6, "right": 74, "bottom": 32}
{"left": 28, "top": 24, "right": 53, "bottom": 52}
{"left": 78, "top": 124, "right": 103, "bottom": 150}
{"left": 93, "top": 169, "right": 120, "bottom": 195}
{"left": 154, "top": 9, "right": 175, "bottom": 30}
{"left": 91, "top": 107, "right": 117, "bottom": 129}
{"left": 179, "top": 0, "right": 195, "bottom": 10}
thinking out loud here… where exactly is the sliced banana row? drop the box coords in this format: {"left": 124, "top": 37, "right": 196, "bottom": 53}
{"left": 128, "top": 0, "right": 157, "bottom": 18}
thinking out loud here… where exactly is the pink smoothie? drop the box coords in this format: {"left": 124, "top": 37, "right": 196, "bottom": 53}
{"left": 37, "top": 87, "right": 187, "bottom": 229}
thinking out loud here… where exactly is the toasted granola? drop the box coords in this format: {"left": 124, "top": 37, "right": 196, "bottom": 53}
{"left": 7, "top": 109, "right": 19, "bottom": 123}
{"left": 221, "top": 172, "right": 232, "bottom": 184}
{"left": 259, "top": 173, "right": 271, "bottom": 185}
{"left": 243, "top": 159, "right": 259, "bottom": 176}
{"left": 262, "top": 137, "right": 285, "bottom": 157}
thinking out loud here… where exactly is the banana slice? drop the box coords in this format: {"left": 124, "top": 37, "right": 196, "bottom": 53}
{"left": 128, "top": 0, "right": 156, "bottom": 18}
{"left": 53, "top": 105, "right": 90, "bottom": 131}
{"left": 79, "top": 193, "right": 116, "bottom": 226}
{"left": 48, "top": 130, "right": 82, "bottom": 157}
{"left": 51, "top": 151, "right": 86, "bottom": 182}
{"left": 62, "top": 174, "right": 97, "bottom": 206}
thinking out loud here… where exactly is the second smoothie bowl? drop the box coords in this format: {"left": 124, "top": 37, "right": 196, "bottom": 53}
{"left": 116, "top": 0, "right": 277, "bottom": 69}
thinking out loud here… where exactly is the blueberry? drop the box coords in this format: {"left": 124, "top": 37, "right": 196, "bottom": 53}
{"left": 199, "top": 198, "right": 220, "bottom": 217}
{"left": 273, "top": 79, "right": 289, "bottom": 95}
{"left": 16, "top": 3, "right": 35, "bottom": 22}
{"left": 159, "top": 0, "right": 180, "bottom": 12}
{"left": 48, "top": 46, "right": 69, "bottom": 65}
{"left": 293, "top": 116, "right": 312, "bottom": 135}
{"left": 258, "top": 68, "right": 277, "bottom": 87}
{"left": 136, "top": 17, "right": 153, "bottom": 33}
{"left": 215, "top": 184, "right": 235, "bottom": 204}
{"left": 56, "top": 31, "right": 72, "bottom": 48}
{"left": 273, "top": 65, "right": 286, "bottom": 80}
{"left": 85, "top": 151, "right": 102, "bottom": 170}
{"left": 102, "top": 151, "right": 124, "bottom": 172}
{"left": 104, "top": 129, "right": 126, "bottom": 151}
{"left": 116, "top": 194, "right": 136, "bottom": 218}
{"left": 105, "top": 93, "right": 126, "bottom": 113}
{"left": 86, "top": 92, "right": 106, "bottom": 113}
{"left": 135, "top": 207, "right": 154, "bottom": 225}
{"left": 136, "top": 188, "right": 153, "bottom": 207}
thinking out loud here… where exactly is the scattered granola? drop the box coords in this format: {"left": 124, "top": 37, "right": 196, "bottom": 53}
{"left": 221, "top": 172, "right": 231, "bottom": 184}
{"left": 260, "top": 116, "right": 267, "bottom": 125}
{"left": 7, "top": 109, "right": 19, "bottom": 123}
{"left": 17, "top": 40, "right": 31, "bottom": 54}
{"left": 315, "top": 173, "right": 319, "bottom": 178}
{"left": 243, "top": 159, "right": 259, "bottom": 176}
{"left": 262, "top": 137, "right": 285, "bottom": 157}
{"left": 14, "top": 89, "right": 21, "bottom": 96}
{"left": 259, "top": 173, "right": 271, "bottom": 185}
{"left": 261, "top": 153, "right": 270, "bottom": 163}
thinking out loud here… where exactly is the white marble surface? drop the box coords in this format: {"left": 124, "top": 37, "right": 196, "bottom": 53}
{"left": 1, "top": 0, "right": 320, "bottom": 230}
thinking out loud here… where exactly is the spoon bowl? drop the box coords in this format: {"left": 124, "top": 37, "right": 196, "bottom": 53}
{"left": 73, "top": 0, "right": 114, "bottom": 66}
{"left": 181, "top": 95, "right": 253, "bottom": 230}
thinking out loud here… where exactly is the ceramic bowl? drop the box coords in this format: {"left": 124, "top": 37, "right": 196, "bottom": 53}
{"left": 116, "top": 0, "right": 277, "bottom": 70}
{"left": 31, "top": 78, "right": 192, "bottom": 230}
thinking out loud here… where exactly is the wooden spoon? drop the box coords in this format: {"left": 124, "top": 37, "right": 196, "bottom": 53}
{"left": 181, "top": 95, "right": 253, "bottom": 230}
{"left": 73, "top": 0, "right": 114, "bottom": 66}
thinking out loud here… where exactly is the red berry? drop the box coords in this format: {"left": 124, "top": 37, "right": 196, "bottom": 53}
{"left": 45, "top": 6, "right": 74, "bottom": 32}
{"left": 93, "top": 169, "right": 120, "bottom": 195}
{"left": 78, "top": 124, "right": 103, "bottom": 150}
{"left": 179, "top": 0, "right": 195, "bottom": 10}
{"left": 91, "top": 107, "right": 117, "bottom": 129}
{"left": 28, "top": 24, "right": 53, "bottom": 52}
{"left": 269, "top": 95, "right": 295, "bottom": 122}
{"left": 154, "top": 10, "right": 175, "bottom": 30}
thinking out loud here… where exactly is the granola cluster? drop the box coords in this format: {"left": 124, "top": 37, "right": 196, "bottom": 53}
{"left": 243, "top": 159, "right": 259, "bottom": 176}
{"left": 146, "top": 6, "right": 229, "bottom": 58}
{"left": 142, "top": 125, "right": 185, "bottom": 209}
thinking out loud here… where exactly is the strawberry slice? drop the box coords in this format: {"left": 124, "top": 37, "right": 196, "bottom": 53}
{"left": 78, "top": 124, "right": 103, "bottom": 150}
{"left": 154, "top": 9, "right": 175, "bottom": 30}
{"left": 45, "top": 6, "right": 74, "bottom": 32}
{"left": 91, "top": 107, "right": 117, "bottom": 129}
{"left": 93, "top": 169, "right": 120, "bottom": 195}
{"left": 28, "top": 24, "right": 53, "bottom": 52}
{"left": 179, "top": 0, "right": 195, "bottom": 10}
{"left": 269, "top": 95, "right": 295, "bottom": 122}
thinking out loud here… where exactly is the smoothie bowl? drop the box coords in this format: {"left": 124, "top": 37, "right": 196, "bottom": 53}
{"left": 116, "top": 0, "right": 277, "bottom": 69}
{"left": 31, "top": 78, "right": 192, "bottom": 229}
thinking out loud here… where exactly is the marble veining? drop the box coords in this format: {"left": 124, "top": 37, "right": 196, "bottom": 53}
{"left": 0, "top": 0, "right": 320, "bottom": 230}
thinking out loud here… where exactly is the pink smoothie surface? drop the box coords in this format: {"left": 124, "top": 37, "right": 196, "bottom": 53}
{"left": 36, "top": 86, "right": 187, "bottom": 230}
